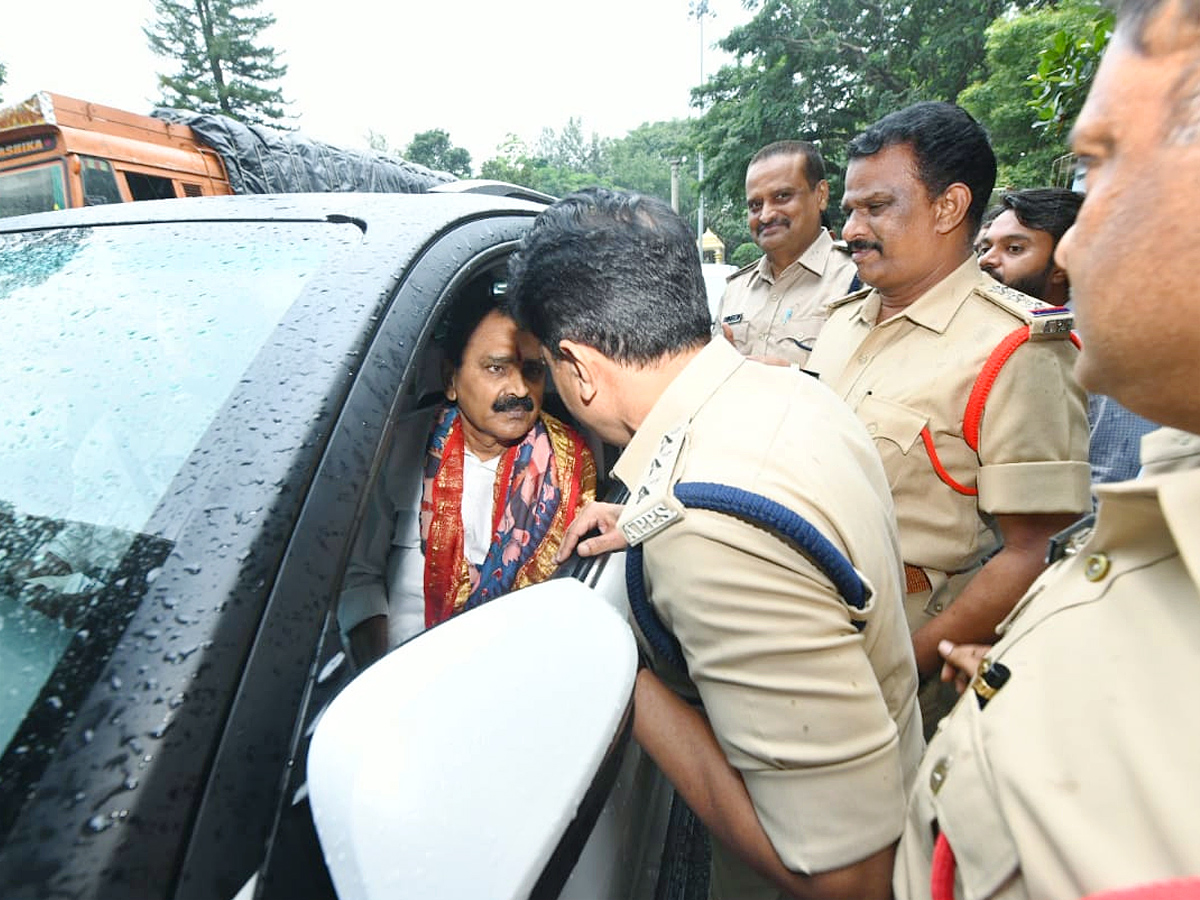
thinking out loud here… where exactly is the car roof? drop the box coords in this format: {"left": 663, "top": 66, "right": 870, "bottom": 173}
{"left": 0, "top": 190, "right": 547, "bottom": 233}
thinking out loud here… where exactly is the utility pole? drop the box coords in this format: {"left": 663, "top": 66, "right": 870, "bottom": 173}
{"left": 689, "top": 0, "right": 714, "bottom": 242}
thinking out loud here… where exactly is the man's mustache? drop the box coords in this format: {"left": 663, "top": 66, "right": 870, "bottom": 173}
{"left": 493, "top": 395, "right": 535, "bottom": 413}
{"left": 757, "top": 218, "right": 789, "bottom": 235}
{"left": 847, "top": 239, "right": 884, "bottom": 254}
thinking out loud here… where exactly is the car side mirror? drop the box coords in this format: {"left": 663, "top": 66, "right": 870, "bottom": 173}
{"left": 307, "top": 579, "right": 638, "bottom": 900}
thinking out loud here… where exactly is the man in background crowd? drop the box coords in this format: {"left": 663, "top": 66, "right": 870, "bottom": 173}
{"left": 719, "top": 141, "right": 858, "bottom": 367}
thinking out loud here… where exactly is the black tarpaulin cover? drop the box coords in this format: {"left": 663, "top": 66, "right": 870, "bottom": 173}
{"left": 152, "top": 108, "right": 456, "bottom": 195}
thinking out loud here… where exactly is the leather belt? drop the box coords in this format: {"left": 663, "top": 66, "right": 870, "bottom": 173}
{"left": 904, "top": 563, "right": 932, "bottom": 595}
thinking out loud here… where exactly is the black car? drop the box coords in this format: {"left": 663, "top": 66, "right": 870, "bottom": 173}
{"left": 0, "top": 192, "right": 706, "bottom": 899}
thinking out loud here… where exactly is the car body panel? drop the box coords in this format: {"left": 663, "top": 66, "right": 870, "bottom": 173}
{"left": 0, "top": 192, "right": 699, "bottom": 900}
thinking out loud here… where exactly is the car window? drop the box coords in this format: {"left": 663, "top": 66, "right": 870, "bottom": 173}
{"left": 0, "top": 161, "right": 67, "bottom": 218}
{"left": 0, "top": 219, "right": 360, "bottom": 829}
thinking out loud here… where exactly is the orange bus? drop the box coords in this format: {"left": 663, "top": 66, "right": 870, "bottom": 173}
{"left": 0, "top": 92, "right": 233, "bottom": 218}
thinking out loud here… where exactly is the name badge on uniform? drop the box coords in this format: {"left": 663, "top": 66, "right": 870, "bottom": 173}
{"left": 621, "top": 501, "right": 682, "bottom": 545}
{"left": 722, "top": 313, "right": 743, "bottom": 325}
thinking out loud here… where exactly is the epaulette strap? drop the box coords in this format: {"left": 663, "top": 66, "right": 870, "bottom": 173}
{"left": 727, "top": 258, "right": 760, "bottom": 281}
{"left": 976, "top": 281, "right": 1075, "bottom": 339}
{"left": 827, "top": 285, "right": 872, "bottom": 310}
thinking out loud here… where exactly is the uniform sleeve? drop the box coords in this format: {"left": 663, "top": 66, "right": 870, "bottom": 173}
{"left": 645, "top": 508, "right": 908, "bottom": 875}
{"left": 975, "top": 339, "right": 1091, "bottom": 515}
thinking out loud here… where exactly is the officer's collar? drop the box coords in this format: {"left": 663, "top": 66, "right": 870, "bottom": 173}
{"left": 612, "top": 340, "right": 742, "bottom": 491}
{"left": 755, "top": 229, "right": 835, "bottom": 285}
{"left": 856, "top": 256, "right": 980, "bottom": 333}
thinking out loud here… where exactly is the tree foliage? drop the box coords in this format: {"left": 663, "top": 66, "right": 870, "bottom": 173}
{"left": 479, "top": 120, "right": 695, "bottom": 214}
{"left": 692, "top": 0, "right": 1011, "bottom": 222}
{"left": 404, "top": 129, "right": 472, "bottom": 177}
{"left": 145, "top": 0, "right": 289, "bottom": 126}
{"left": 0, "top": 62, "right": 7, "bottom": 103}
{"left": 1028, "top": 2, "right": 1113, "bottom": 137}
{"left": 958, "top": 0, "right": 1103, "bottom": 189}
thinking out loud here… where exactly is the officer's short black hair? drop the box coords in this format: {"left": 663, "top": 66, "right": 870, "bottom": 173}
{"left": 506, "top": 187, "right": 712, "bottom": 365}
{"left": 749, "top": 141, "right": 827, "bottom": 188}
{"left": 847, "top": 102, "right": 997, "bottom": 235}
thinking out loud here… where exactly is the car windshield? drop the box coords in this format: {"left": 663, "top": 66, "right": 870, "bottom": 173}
{"left": 0, "top": 218, "right": 359, "bottom": 776}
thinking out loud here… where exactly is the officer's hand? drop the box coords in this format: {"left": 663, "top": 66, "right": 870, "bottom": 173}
{"left": 937, "top": 640, "right": 990, "bottom": 695}
{"left": 721, "top": 322, "right": 736, "bottom": 343}
{"left": 556, "top": 501, "right": 628, "bottom": 562}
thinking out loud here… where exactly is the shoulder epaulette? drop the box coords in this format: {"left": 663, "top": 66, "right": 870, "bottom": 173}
{"left": 726, "top": 258, "right": 760, "bottom": 282}
{"left": 618, "top": 423, "right": 689, "bottom": 546}
{"left": 826, "top": 284, "right": 872, "bottom": 310}
{"left": 974, "top": 279, "right": 1075, "bottom": 339}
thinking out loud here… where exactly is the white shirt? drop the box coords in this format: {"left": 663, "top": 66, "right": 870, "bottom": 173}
{"left": 338, "top": 406, "right": 499, "bottom": 648}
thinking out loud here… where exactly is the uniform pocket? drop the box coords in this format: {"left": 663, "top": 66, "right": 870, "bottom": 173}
{"left": 857, "top": 393, "right": 928, "bottom": 455}
{"left": 926, "top": 703, "right": 1022, "bottom": 900}
{"left": 723, "top": 317, "right": 750, "bottom": 348}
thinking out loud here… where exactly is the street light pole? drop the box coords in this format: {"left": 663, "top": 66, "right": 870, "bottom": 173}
{"left": 690, "top": 0, "right": 713, "bottom": 243}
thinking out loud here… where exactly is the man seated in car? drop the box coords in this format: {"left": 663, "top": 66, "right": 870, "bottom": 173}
{"left": 337, "top": 276, "right": 597, "bottom": 669}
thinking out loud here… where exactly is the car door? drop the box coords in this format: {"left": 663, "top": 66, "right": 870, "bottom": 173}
{"left": 173, "top": 212, "right": 545, "bottom": 899}
{"left": 0, "top": 197, "right": 544, "bottom": 900}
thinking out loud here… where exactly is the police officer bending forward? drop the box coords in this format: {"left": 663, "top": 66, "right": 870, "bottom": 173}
{"left": 507, "top": 187, "right": 922, "bottom": 900}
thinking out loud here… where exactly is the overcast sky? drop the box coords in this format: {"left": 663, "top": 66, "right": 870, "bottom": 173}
{"left": 3, "top": 1, "right": 751, "bottom": 169}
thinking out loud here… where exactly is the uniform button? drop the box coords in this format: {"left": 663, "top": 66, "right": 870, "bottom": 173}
{"left": 1084, "top": 553, "right": 1111, "bottom": 582}
{"left": 857, "top": 353, "right": 870, "bottom": 364}
{"left": 931, "top": 602, "right": 943, "bottom": 613}
{"left": 867, "top": 423, "right": 879, "bottom": 435}
{"left": 929, "top": 758, "right": 950, "bottom": 794}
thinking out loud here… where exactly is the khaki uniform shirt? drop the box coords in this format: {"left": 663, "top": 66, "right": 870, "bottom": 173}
{"left": 614, "top": 339, "right": 923, "bottom": 893}
{"left": 894, "top": 428, "right": 1200, "bottom": 900}
{"left": 718, "top": 229, "right": 858, "bottom": 366}
{"left": 806, "top": 258, "right": 1091, "bottom": 627}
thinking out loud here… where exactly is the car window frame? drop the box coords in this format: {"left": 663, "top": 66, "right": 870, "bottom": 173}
{"left": 0, "top": 202, "right": 541, "bottom": 900}
{"left": 177, "top": 216, "right": 537, "bottom": 899}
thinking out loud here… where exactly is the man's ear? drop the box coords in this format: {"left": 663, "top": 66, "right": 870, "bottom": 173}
{"left": 442, "top": 360, "right": 457, "bottom": 402}
{"left": 558, "top": 339, "right": 602, "bottom": 405}
{"left": 934, "top": 183, "right": 972, "bottom": 235}
{"left": 816, "top": 179, "right": 830, "bottom": 211}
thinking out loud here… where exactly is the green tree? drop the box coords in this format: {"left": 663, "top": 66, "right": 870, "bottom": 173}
{"left": 959, "top": 0, "right": 1104, "bottom": 189}
{"left": 535, "top": 117, "right": 609, "bottom": 175}
{"left": 145, "top": 0, "right": 289, "bottom": 126}
{"left": 480, "top": 124, "right": 612, "bottom": 198}
{"left": 404, "top": 129, "right": 472, "bottom": 177}
{"left": 1028, "top": 3, "right": 1113, "bottom": 139}
{"left": 0, "top": 62, "right": 7, "bottom": 103}
{"left": 693, "top": 0, "right": 1013, "bottom": 221}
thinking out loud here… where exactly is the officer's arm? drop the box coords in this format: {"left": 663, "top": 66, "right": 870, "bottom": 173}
{"left": 633, "top": 668, "right": 896, "bottom": 900}
{"left": 911, "top": 511, "right": 1079, "bottom": 676}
